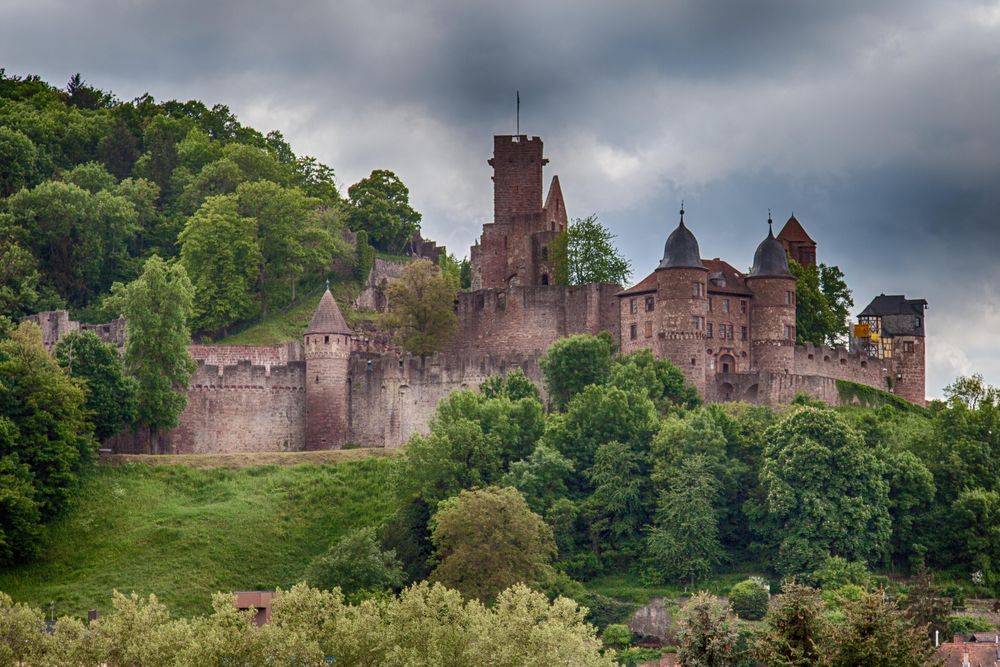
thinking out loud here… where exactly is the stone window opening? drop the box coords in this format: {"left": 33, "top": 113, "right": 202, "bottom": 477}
{"left": 706, "top": 322, "right": 713, "bottom": 338}
{"left": 630, "top": 298, "right": 637, "bottom": 314}
{"left": 630, "top": 323, "right": 637, "bottom": 340}
{"left": 740, "top": 300, "right": 747, "bottom": 314}
{"left": 644, "top": 321, "right": 653, "bottom": 338}
{"left": 741, "top": 325, "right": 748, "bottom": 341}
{"left": 708, "top": 297, "right": 713, "bottom": 312}
{"left": 315, "top": 375, "right": 319, "bottom": 383}
{"left": 903, "top": 341, "right": 914, "bottom": 353}
{"left": 541, "top": 274, "right": 549, "bottom": 285}
{"left": 692, "top": 282, "right": 704, "bottom": 298}
{"left": 324, "top": 335, "right": 329, "bottom": 344}
{"left": 691, "top": 358, "right": 697, "bottom": 366}
{"left": 645, "top": 296, "right": 655, "bottom": 312}
{"left": 541, "top": 246, "right": 549, "bottom": 260}
{"left": 722, "top": 298, "right": 730, "bottom": 313}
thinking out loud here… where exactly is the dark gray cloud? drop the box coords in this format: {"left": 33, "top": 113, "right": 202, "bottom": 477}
{"left": 3, "top": 0, "right": 1000, "bottom": 396}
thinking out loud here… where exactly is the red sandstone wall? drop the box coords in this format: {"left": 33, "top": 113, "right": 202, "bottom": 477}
{"left": 746, "top": 276, "right": 796, "bottom": 374}
{"left": 491, "top": 135, "right": 545, "bottom": 224}
{"left": 453, "top": 284, "right": 621, "bottom": 357}
{"left": 304, "top": 334, "right": 351, "bottom": 450}
{"left": 792, "top": 343, "right": 887, "bottom": 388}
{"left": 348, "top": 352, "right": 545, "bottom": 448}
{"left": 655, "top": 268, "right": 709, "bottom": 396}
{"left": 109, "top": 360, "right": 306, "bottom": 454}
{"left": 890, "top": 336, "right": 926, "bottom": 406}
{"left": 188, "top": 343, "right": 302, "bottom": 367}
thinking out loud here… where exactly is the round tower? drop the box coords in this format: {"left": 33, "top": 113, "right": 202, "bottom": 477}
{"left": 655, "top": 205, "right": 709, "bottom": 397}
{"left": 746, "top": 216, "right": 797, "bottom": 374}
{"left": 304, "top": 288, "right": 353, "bottom": 450}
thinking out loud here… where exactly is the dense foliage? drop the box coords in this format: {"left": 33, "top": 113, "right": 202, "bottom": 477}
{"left": 790, "top": 259, "right": 853, "bottom": 346}
{"left": 0, "top": 583, "right": 615, "bottom": 667}
{"left": 382, "top": 258, "right": 458, "bottom": 357}
{"left": 551, "top": 214, "right": 631, "bottom": 286}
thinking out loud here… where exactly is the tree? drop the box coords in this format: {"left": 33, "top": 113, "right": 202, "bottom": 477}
{"left": 542, "top": 384, "right": 658, "bottom": 474}
{"left": 900, "top": 566, "right": 951, "bottom": 642}
{"left": 790, "top": 260, "right": 853, "bottom": 346}
{"left": 179, "top": 195, "right": 261, "bottom": 334}
{"left": 729, "top": 578, "right": 770, "bottom": 621}
{"left": 304, "top": 526, "right": 405, "bottom": 600}
{"left": 753, "top": 581, "right": 828, "bottom": 667}
{"left": 550, "top": 214, "right": 631, "bottom": 286}
{"left": 104, "top": 256, "right": 196, "bottom": 453}
{"left": 609, "top": 349, "right": 700, "bottom": 411}
{"left": 0, "top": 323, "right": 93, "bottom": 519}
{"left": 345, "top": 169, "right": 422, "bottom": 252}
{"left": 429, "top": 486, "right": 556, "bottom": 602}
{"left": 949, "top": 487, "right": 1000, "bottom": 584}
{"left": 383, "top": 258, "right": 458, "bottom": 357}
{"left": 827, "top": 590, "right": 937, "bottom": 667}
{"left": 585, "top": 441, "right": 649, "bottom": 558}
{"left": 480, "top": 368, "right": 541, "bottom": 402}
{"left": 55, "top": 330, "right": 138, "bottom": 440}
{"left": 759, "top": 406, "right": 891, "bottom": 574}
{"left": 601, "top": 623, "right": 632, "bottom": 650}
{"left": 0, "top": 230, "right": 52, "bottom": 318}
{"left": 0, "top": 126, "right": 38, "bottom": 196}
{"left": 501, "top": 444, "right": 574, "bottom": 515}
{"left": 0, "top": 592, "right": 50, "bottom": 666}
{"left": 539, "top": 333, "right": 614, "bottom": 410}
{"left": 0, "top": 455, "right": 42, "bottom": 566}
{"left": 675, "top": 593, "right": 740, "bottom": 667}
{"left": 645, "top": 455, "right": 723, "bottom": 586}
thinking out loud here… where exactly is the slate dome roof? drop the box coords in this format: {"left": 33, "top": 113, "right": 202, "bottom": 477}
{"left": 658, "top": 209, "right": 705, "bottom": 270}
{"left": 749, "top": 223, "right": 793, "bottom": 278}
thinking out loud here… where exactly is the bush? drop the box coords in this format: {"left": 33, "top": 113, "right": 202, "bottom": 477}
{"left": 602, "top": 623, "right": 632, "bottom": 649}
{"left": 947, "top": 615, "right": 995, "bottom": 636}
{"left": 304, "top": 526, "right": 404, "bottom": 600}
{"left": 728, "top": 578, "right": 770, "bottom": 620}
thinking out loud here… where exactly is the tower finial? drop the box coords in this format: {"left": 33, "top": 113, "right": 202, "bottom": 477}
{"left": 325, "top": 278, "right": 330, "bottom": 292}
{"left": 680, "top": 200, "right": 685, "bottom": 224}
{"left": 516, "top": 90, "right": 520, "bottom": 136}
{"left": 768, "top": 208, "right": 773, "bottom": 231}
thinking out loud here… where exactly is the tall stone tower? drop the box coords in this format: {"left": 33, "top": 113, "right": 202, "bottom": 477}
{"left": 304, "top": 289, "right": 353, "bottom": 450}
{"left": 656, "top": 208, "right": 709, "bottom": 397}
{"left": 747, "top": 219, "right": 797, "bottom": 374}
{"left": 490, "top": 134, "right": 547, "bottom": 224}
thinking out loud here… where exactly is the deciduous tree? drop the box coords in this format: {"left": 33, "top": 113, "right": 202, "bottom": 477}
{"left": 550, "top": 214, "right": 631, "bottom": 286}
{"left": 675, "top": 593, "right": 740, "bottom": 667}
{"left": 345, "top": 169, "right": 422, "bottom": 252}
{"left": 55, "top": 330, "right": 138, "bottom": 440}
{"left": 383, "top": 258, "right": 457, "bottom": 357}
{"left": 539, "top": 332, "right": 614, "bottom": 410}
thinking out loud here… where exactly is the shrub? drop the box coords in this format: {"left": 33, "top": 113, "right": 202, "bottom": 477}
{"left": 728, "top": 578, "right": 770, "bottom": 620}
{"left": 947, "top": 615, "right": 995, "bottom": 636}
{"left": 602, "top": 623, "right": 632, "bottom": 650}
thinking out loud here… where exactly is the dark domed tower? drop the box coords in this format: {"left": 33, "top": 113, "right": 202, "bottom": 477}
{"left": 746, "top": 217, "right": 797, "bottom": 374}
{"left": 655, "top": 206, "right": 709, "bottom": 397}
{"left": 304, "top": 289, "right": 353, "bottom": 450}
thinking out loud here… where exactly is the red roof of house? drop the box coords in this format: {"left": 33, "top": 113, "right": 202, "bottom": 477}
{"left": 617, "top": 259, "right": 751, "bottom": 297}
{"left": 777, "top": 215, "right": 815, "bottom": 244}
{"left": 935, "top": 641, "right": 1000, "bottom": 667}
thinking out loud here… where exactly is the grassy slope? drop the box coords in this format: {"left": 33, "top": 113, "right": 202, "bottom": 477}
{"left": 215, "top": 279, "right": 364, "bottom": 346}
{"left": 0, "top": 458, "right": 398, "bottom": 618}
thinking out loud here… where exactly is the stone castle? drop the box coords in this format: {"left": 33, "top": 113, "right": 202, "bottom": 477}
{"left": 26, "top": 133, "right": 927, "bottom": 454}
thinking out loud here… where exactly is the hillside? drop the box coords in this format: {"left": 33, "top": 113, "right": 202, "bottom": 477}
{"left": 0, "top": 457, "right": 398, "bottom": 617}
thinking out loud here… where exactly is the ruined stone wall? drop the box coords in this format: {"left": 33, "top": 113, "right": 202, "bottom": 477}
{"left": 348, "top": 352, "right": 544, "bottom": 448}
{"left": 188, "top": 342, "right": 303, "bottom": 367}
{"left": 453, "top": 284, "right": 621, "bottom": 357}
{"left": 110, "top": 359, "right": 307, "bottom": 454}
{"left": 353, "top": 258, "right": 409, "bottom": 312}
{"left": 24, "top": 310, "right": 125, "bottom": 350}
{"left": 792, "top": 343, "right": 887, "bottom": 388}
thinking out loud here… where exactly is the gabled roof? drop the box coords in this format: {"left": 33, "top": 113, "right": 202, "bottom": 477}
{"left": 306, "top": 289, "right": 353, "bottom": 335}
{"left": 703, "top": 259, "right": 752, "bottom": 295}
{"left": 858, "top": 294, "right": 928, "bottom": 318}
{"left": 777, "top": 215, "right": 815, "bottom": 244}
{"left": 617, "top": 271, "right": 658, "bottom": 296}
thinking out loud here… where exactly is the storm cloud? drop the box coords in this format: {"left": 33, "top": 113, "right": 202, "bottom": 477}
{"left": 3, "top": 0, "right": 1000, "bottom": 396}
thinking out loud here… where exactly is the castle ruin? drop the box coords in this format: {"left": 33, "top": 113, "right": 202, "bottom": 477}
{"left": 27, "top": 133, "right": 927, "bottom": 453}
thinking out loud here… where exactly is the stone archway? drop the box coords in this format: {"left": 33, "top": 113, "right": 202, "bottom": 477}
{"left": 721, "top": 382, "right": 734, "bottom": 401}
{"left": 718, "top": 353, "right": 736, "bottom": 374}
{"left": 743, "top": 383, "right": 759, "bottom": 402}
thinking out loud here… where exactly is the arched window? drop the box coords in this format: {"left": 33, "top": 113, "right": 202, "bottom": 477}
{"left": 541, "top": 274, "right": 549, "bottom": 285}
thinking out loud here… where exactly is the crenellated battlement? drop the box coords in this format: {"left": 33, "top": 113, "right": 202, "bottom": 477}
{"left": 794, "top": 342, "right": 887, "bottom": 388}
{"left": 190, "top": 359, "right": 306, "bottom": 391}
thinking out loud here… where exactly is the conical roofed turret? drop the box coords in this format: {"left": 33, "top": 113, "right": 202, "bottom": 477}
{"left": 307, "top": 289, "right": 353, "bottom": 335}
{"left": 749, "top": 219, "right": 793, "bottom": 278}
{"left": 658, "top": 205, "right": 705, "bottom": 270}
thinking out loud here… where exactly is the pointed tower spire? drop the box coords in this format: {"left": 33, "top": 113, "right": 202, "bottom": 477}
{"left": 680, "top": 200, "right": 685, "bottom": 225}
{"left": 306, "top": 289, "right": 352, "bottom": 335}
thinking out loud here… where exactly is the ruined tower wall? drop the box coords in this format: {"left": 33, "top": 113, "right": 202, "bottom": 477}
{"left": 452, "top": 284, "right": 621, "bottom": 357}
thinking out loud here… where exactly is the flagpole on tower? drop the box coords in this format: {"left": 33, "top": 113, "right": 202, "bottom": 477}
{"left": 516, "top": 90, "right": 520, "bottom": 136}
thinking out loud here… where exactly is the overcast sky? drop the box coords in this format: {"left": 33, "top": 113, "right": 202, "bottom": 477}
{"left": 3, "top": 0, "right": 999, "bottom": 397}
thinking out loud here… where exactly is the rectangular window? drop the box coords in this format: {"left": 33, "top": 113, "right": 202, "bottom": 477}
{"left": 784, "top": 324, "right": 795, "bottom": 340}
{"left": 903, "top": 341, "right": 914, "bottom": 353}
{"left": 644, "top": 321, "right": 653, "bottom": 338}
{"left": 630, "top": 298, "right": 637, "bottom": 314}
{"left": 630, "top": 323, "right": 638, "bottom": 340}
{"left": 645, "top": 296, "right": 655, "bottom": 312}
{"left": 722, "top": 298, "right": 730, "bottom": 313}
{"left": 740, "top": 300, "right": 747, "bottom": 314}
{"left": 706, "top": 322, "right": 713, "bottom": 338}
{"left": 741, "top": 325, "right": 748, "bottom": 341}
{"left": 691, "top": 316, "right": 704, "bottom": 331}
{"left": 692, "top": 282, "right": 704, "bottom": 298}
{"left": 784, "top": 290, "right": 792, "bottom": 305}
{"left": 708, "top": 297, "right": 713, "bottom": 312}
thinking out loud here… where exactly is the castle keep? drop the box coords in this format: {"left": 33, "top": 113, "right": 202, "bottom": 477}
{"left": 27, "top": 133, "right": 927, "bottom": 454}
